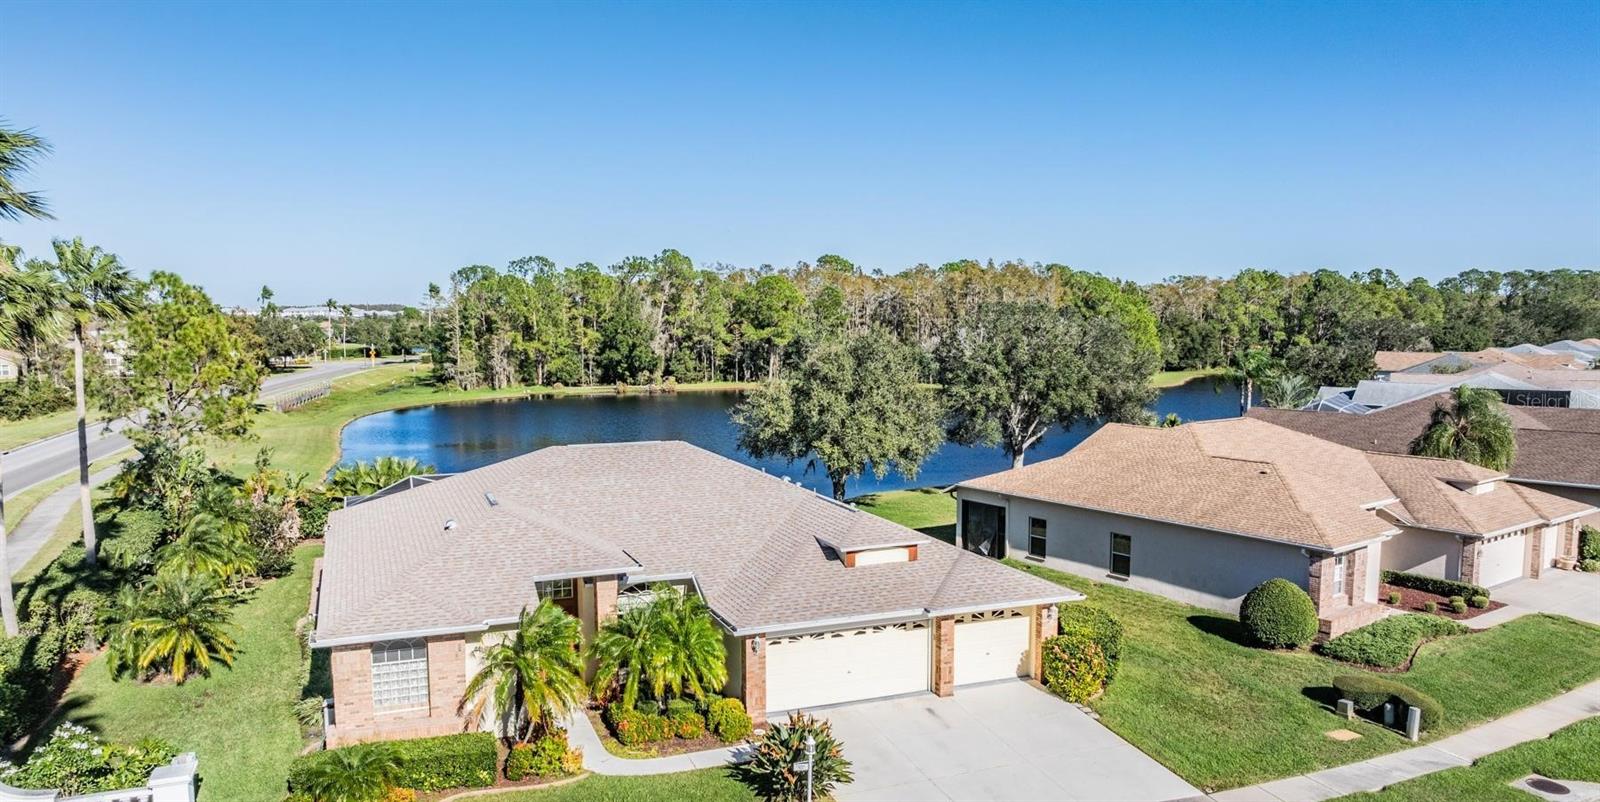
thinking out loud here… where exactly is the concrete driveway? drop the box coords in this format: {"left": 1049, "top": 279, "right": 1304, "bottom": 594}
{"left": 809, "top": 681, "right": 1199, "bottom": 802}
{"left": 1471, "top": 569, "right": 1600, "bottom": 628}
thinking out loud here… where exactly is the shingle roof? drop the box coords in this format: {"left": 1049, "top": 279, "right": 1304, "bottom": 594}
{"left": 958, "top": 419, "right": 1400, "bottom": 551}
{"left": 1375, "top": 351, "right": 1444, "bottom": 372}
{"left": 957, "top": 418, "right": 1595, "bottom": 553}
{"left": 1247, "top": 402, "right": 1600, "bottom": 489}
{"left": 314, "top": 441, "right": 1076, "bottom": 645}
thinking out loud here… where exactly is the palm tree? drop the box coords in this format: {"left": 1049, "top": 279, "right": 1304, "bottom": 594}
{"left": 649, "top": 589, "right": 728, "bottom": 702}
{"left": 0, "top": 121, "right": 54, "bottom": 221}
{"left": 296, "top": 744, "right": 400, "bottom": 802}
{"left": 1410, "top": 386, "right": 1517, "bottom": 471}
{"left": 53, "top": 238, "right": 143, "bottom": 567}
{"left": 327, "top": 456, "right": 436, "bottom": 498}
{"left": 155, "top": 513, "right": 257, "bottom": 582}
{"left": 1222, "top": 347, "right": 1275, "bottom": 414}
{"left": 324, "top": 298, "right": 337, "bottom": 360}
{"left": 459, "top": 601, "right": 586, "bottom": 741}
{"left": 588, "top": 603, "right": 667, "bottom": 712}
{"left": 1262, "top": 372, "right": 1317, "bottom": 409}
{"left": 115, "top": 571, "right": 238, "bottom": 683}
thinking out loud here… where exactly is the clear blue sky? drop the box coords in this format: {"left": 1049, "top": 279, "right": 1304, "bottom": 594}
{"left": 4, "top": 0, "right": 1597, "bottom": 306}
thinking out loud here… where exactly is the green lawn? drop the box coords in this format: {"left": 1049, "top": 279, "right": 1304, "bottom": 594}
{"left": 0, "top": 408, "right": 84, "bottom": 452}
{"left": 484, "top": 769, "right": 754, "bottom": 801}
{"left": 1336, "top": 717, "right": 1600, "bottom": 802}
{"left": 51, "top": 544, "right": 322, "bottom": 802}
{"left": 851, "top": 487, "right": 957, "bottom": 542}
{"left": 1151, "top": 367, "right": 1226, "bottom": 388}
{"left": 861, "top": 491, "right": 1600, "bottom": 792}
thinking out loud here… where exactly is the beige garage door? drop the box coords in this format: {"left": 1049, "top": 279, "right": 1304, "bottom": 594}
{"left": 954, "top": 609, "right": 1031, "bottom": 686}
{"left": 764, "top": 622, "right": 930, "bottom": 712}
{"left": 1479, "top": 533, "right": 1527, "bottom": 587}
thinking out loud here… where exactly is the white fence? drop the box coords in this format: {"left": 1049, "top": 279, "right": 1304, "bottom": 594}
{"left": 0, "top": 753, "right": 196, "bottom": 802}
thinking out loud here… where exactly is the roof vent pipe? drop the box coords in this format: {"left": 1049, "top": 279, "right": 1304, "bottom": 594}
{"left": 485, "top": 492, "right": 499, "bottom": 507}
{"left": 444, "top": 519, "right": 457, "bottom": 531}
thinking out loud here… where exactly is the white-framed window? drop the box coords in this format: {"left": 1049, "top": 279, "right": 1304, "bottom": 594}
{"left": 537, "top": 579, "right": 574, "bottom": 600}
{"left": 1332, "top": 553, "right": 1346, "bottom": 597}
{"left": 371, "top": 638, "right": 429, "bottom": 713}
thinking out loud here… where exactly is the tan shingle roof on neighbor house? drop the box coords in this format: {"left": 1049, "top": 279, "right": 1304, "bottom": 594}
{"left": 958, "top": 418, "right": 1401, "bottom": 551}
{"left": 957, "top": 417, "right": 1596, "bottom": 554}
{"left": 314, "top": 441, "right": 1076, "bottom": 645}
{"left": 1375, "top": 351, "right": 1443, "bottom": 372}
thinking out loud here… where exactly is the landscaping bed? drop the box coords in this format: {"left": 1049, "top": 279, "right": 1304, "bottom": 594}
{"left": 1380, "top": 583, "right": 1504, "bottom": 620}
{"left": 1321, "top": 614, "right": 1469, "bottom": 670}
{"left": 583, "top": 709, "right": 727, "bottom": 759}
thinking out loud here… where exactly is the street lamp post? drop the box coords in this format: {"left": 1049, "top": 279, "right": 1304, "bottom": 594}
{"left": 804, "top": 733, "right": 816, "bottom": 802}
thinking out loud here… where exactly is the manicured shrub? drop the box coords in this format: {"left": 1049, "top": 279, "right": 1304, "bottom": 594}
{"left": 1580, "top": 526, "right": 1600, "bottom": 562}
{"left": 505, "top": 732, "right": 579, "bottom": 780}
{"left": 1332, "top": 675, "right": 1443, "bottom": 731}
{"left": 1386, "top": 591, "right": 1402, "bottom": 605}
{"left": 1321, "top": 614, "right": 1467, "bottom": 668}
{"left": 707, "top": 697, "right": 753, "bottom": 743}
{"left": 1581, "top": 558, "right": 1600, "bottom": 573}
{"left": 1239, "top": 578, "right": 1319, "bottom": 649}
{"left": 1058, "top": 604, "right": 1124, "bottom": 682}
{"left": 1040, "top": 633, "right": 1109, "bottom": 703}
{"left": 1381, "top": 571, "right": 1489, "bottom": 603}
{"left": 1449, "top": 597, "right": 1468, "bottom": 614}
{"left": 1469, "top": 595, "right": 1489, "bottom": 609}
{"left": 1423, "top": 600, "right": 1438, "bottom": 614}
{"left": 733, "top": 712, "right": 852, "bottom": 801}
{"left": 288, "top": 733, "right": 496, "bottom": 793}
{"left": 668, "top": 706, "right": 706, "bottom": 739}
{"left": 380, "top": 789, "right": 416, "bottom": 802}
{"left": 606, "top": 703, "right": 672, "bottom": 746}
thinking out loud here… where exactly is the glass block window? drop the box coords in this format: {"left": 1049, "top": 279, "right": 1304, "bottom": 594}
{"left": 371, "top": 638, "right": 429, "bottom": 712}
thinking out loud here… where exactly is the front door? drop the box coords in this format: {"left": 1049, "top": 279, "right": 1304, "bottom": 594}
{"left": 961, "top": 499, "right": 1007, "bottom": 558}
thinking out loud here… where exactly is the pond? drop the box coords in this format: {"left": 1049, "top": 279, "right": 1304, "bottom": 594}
{"left": 338, "top": 378, "right": 1245, "bottom": 497}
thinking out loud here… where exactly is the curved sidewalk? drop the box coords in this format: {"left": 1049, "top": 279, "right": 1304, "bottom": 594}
{"left": 565, "top": 710, "right": 753, "bottom": 776}
{"left": 1211, "top": 680, "right": 1600, "bottom": 801}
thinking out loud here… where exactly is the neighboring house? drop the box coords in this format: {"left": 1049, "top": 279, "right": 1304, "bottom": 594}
{"left": 1373, "top": 346, "right": 1593, "bottom": 378}
{"left": 953, "top": 419, "right": 1593, "bottom": 640}
{"left": 1249, "top": 401, "right": 1600, "bottom": 528}
{"left": 0, "top": 349, "right": 19, "bottom": 382}
{"left": 1312, "top": 366, "right": 1600, "bottom": 413}
{"left": 311, "top": 441, "right": 1077, "bottom": 747}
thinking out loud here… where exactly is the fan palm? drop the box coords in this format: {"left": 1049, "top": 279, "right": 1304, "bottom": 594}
{"left": 588, "top": 603, "right": 668, "bottom": 712}
{"left": 1262, "top": 372, "right": 1316, "bottom": 409}
{"left": 327, "top": 456, "right": 436, "bottom": 498}
{"left": 1410, "top": 385, "right": 1517, "bottom": 471}
{"left": 52, "top": 237, "right": 143, "bottom": 568}
{"left": 459, "top": 601, "right": 586, "bottom": 741}
{"left": 296, "top": 744, "right": 400, "bottom": 802}
{"left": 649, "top": 589, "right": 728, "bottom": 702}
{"left": 124, "top": 571, "right": 238, "bottom": 683}
{"left": 0, "top": 122, "right": 54, "bottom": 221}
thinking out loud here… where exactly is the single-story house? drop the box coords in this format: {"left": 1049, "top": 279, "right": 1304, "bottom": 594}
{"left": 0, "top": 349, "right": 20, "bottom": 382}
{"left": 1249, "top": 401, "right": 1600, "bottom": 530}
{"left": 311, "top": 441, "right": 1078, "bottom": 747}
{"left": 953, "top": 419, "right": 1594, "bottom": 639}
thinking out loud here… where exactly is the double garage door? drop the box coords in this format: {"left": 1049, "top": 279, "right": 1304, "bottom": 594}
{"left": 763, "top": 609, "right": 1031, "bottom": 713}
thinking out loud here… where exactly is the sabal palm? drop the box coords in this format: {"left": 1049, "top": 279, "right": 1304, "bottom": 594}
{"left": 53, "top": 237, "right": 143, "bottom": 568}
{"left": 460, "top": 601, "right": 585, "bottom": 740}
{"left": 650, "top": 590, "right": 728, "bottom": 701}
{"left": 1410, "top": 386, "right": 1517, "bottom": 471}
{"left": 0, "top": 122, "right": 54, "bottom": 221}
{"left": 127, "top": 571, "right": 238, "bottom": 683}
{"left": 588, "top": 603, "right": 668, "bottom": 711}
{"left": 1223, "top": 347, "right": 1275, "bottom": 413}
{"left": 1262, "top": 372, "right": 1316, "bottom": 409}
{"left": 297, "top": 744, "right": 400, "bottom": 802}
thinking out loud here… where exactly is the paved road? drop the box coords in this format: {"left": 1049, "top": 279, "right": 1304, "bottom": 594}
{"left": 1, "top": 360, "right": 381, "bottom": 502}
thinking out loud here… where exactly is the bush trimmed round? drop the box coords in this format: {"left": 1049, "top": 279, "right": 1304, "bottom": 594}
{"left": 1058, "top": 604, "right": 1124, "bottom": 682}
{"left": 707, "top": 697, "right": 753, "bottom": 743}
{"left": 1239, "top": 578, "right": 1319, "bottom": 649}
{"left": 1468, "top": 595, "right": 1489, "bottom": 609}
{"left": 1040, "top": 633, "right": 1109, "bottom": 703}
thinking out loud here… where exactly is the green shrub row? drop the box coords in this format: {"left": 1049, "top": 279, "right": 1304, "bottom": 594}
{"left": 504, "top": 732, "right": 580, "bottom": 781}
{"left": 605, "top": 702, "right": 673, "bottom": 746}
{"left": 1240, "top": 578, "right": 1319, "bottom": 649}
{"left": 1321, "top": 614, "right": 1467, "bottom": 668}
{"left": 287, "top": 733, "right": 497, "bottom": 793}
{"left": 605, "top": 697, "right": 753, "bottom": 746}
{"left": 1333, "top": 675, "right": 1444, "bottom": 730}
{"left": 1381, "top": 570, "right": 1489, "bottom": 602}
{"left": 1580, "top": 526, "right": 1600, "bottom": 563}
{"left": 1058, "top": 604, "right": 1123, "bottom": 682}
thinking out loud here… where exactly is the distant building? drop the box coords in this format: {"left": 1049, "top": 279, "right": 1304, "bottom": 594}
{"left": 0, "top": 349, "right": 20, "bottom": 382}
{"left": 277, "top": 305, "right": 398, "bottom": 320}
{"left": 1314, "top": 339, "right": 1600, "bottom": 414}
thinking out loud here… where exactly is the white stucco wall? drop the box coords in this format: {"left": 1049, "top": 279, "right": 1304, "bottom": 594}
{"left": 955, "top": 489, "right": 1310, "bottom": 614}
{"left": 1381, "top": 527, "right": 1462, "bottom": 579}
